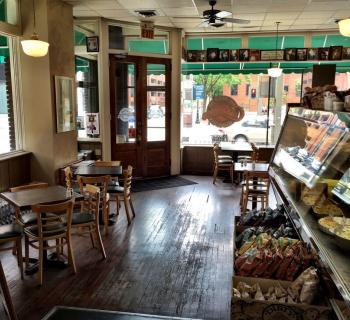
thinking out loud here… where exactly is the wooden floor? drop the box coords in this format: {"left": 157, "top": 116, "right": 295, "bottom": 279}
{"left": 0, "top": 176, "right": 239, "bottom": 320}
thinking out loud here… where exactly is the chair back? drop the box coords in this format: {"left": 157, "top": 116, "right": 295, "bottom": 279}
{"left": 77, "top": 175, "right": 110, "bottom": 210}
{"left": 250, "top": 142, "right": 259, "bottom": 161}
{"left": 94, "top": 160, "right": 121, "bottom": 167}
{"left": 31, "top": 199, "right": 74, "bottom": 239}
{"left": 10, "top": 182, "right": 48, "bottom": 192}
{"left": 244, "top": 171, "right": 270, "bottom": 192}
{"left": 123, "top": 166, "right": 133, "bottom": 198}
{"left": 80, "top": 184, "right": 101, "bottom": 223}
{"left": 63, "top": 166, "right": 73, "bottom": 189}
{"left": 213, "top": 144, "right": 220, "bottom": 164}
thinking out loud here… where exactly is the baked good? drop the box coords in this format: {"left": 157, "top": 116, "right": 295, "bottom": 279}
{"left": 312, "top": 199, "right": 343, "bottom": 217}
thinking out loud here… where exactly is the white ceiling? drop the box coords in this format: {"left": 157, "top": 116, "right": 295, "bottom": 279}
{"left": 67, "top": 0, "right": 350, "bottom": 33}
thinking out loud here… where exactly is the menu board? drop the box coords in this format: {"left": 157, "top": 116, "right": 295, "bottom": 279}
{"left": 332, "top": 168, "right": 350, "bottom": 205}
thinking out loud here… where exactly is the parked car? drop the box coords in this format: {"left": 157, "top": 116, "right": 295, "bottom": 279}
{"left": 147, "top": 105, "right": 164, "bottom": 119}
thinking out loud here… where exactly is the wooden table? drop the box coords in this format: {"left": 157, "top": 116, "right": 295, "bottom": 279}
{"left": 74, "top": 166, "right": 123, "bottom": 177}
{"left": 0, "top": 185, "right": 83, "bottom": 274}
{"left": 0, "top": 185, "right": 83, "bottom": 210}
{"left": 234, "top": 162, "right": 269, "bottom": 173}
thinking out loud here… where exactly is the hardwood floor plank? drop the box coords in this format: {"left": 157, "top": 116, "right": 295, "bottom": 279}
{"left": 0, "top": 176, "right": 239, "bottom": 320}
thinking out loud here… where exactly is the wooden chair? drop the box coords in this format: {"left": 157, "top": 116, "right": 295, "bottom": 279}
{"left": 0, "top": 260, "right": 18, "bottom": 320}
{"left": 0, "top": 224, "right": 23, "bottom": 279}
{"left": 23, "top": 199, "right": 76, "bottom": 285}
{"left": 77, "top": 175, "right": 111, "bottom": 235}
{"left": 114, "top": 166, "right": 135, "bottom": 225}
{"left": 241, "top": 171, "right": 270, "bottom": 212}
{"left": 71, "top": 184, "right": 106, "bottom": 259}
{"left": 213, "top": 143, "right": 232, "bottom": 161}
{"left": 213, "top": 144, "right": 233, "bottom": 184}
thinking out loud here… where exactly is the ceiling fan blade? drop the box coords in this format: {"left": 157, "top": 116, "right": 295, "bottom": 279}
{"left": 197, "top": 20, "right": 210, "bottom": 28}
{"left": 216, "top": 10, "right": 232, "bottom": 18}
{"left": 222, "top": 17, "right": 250, "bottom": 24}
{"left": 172, "top": 16, "right": 203, "bottom": 19}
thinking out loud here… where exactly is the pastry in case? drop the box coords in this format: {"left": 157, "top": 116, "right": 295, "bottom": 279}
{"left": 312, "top": 199, "right": 343, "bottom": 217}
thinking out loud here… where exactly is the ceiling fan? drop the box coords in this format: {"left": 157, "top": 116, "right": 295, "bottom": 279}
{"left": 197, "top": 0, "right": 251, "bottom": 28}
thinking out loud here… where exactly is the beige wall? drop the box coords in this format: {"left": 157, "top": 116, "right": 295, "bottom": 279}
{"left": 20, "top": 0, "right": 76, "bottom": 184}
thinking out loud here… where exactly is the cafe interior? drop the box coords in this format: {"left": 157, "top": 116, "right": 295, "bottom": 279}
{"left": 0, "top": 0, "right": 350, "bottom": 319}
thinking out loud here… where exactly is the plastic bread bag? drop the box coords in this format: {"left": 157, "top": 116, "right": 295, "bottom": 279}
{"left": 288, "top": 267, "right": 319, "bottom": 302}
{"left": 233, "top": 288, "right": 241, "bottom": 298}
{"left": 253, "top": 283, "right": 265, "bottom": 301}
{"left": 235, "top": 227, "right": 256, "bottom": 248}
{"left": 275, "top": 282, "right": 288, "bottom": 299}
{"left": 300, "top": 279, "right": 319, "bottom": 304}
{"left": 237, "top": 281, "right": 252, "bottom": 299}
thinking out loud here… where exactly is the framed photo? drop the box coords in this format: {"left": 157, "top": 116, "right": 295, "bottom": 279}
{"left": 230, "top": 49, "right": 239, "bottom": 61}
{"left": 86, "top": 36, "right": 99, "bottom": 52}
{"left": 207, "top": 48, "right": 219, "bottom": 62}
{"left": 318, "top": 47, "right": 329, "bottom": 60}
{"left": 343, "top": 47, "right": 350, "bottom": 59}
{"left": 85, "top": 113, "right": 100, "bottom": 135}
{"left": 284, "top": 48, "right": 297, "bottom": 61}
{"left": 296, "top": 48, "right": 307, "bottom": 61}
{"left": 187, "top": 50, "right": 198, "bottom": 62}
{"left": 239, "top": 49, "right": 250, "bottom": 61}
{"left": 197, "top": 50, "right": 207, "bottom": 62}
{"left": 55, "top": 76, "right": 75, "bottom": 133}
{"left": 329, "top": 46, "right": 343, "bottom": 60}
{"left": 307, "top": 48, "right": 318, "bottom": 60}
{"left": 219, "top": 49, "right": 229, "bottom": 62}
{"left": 260, "top": 50, "right": 284, "bottom": 61}
{"left": 249, "top": 49, "right": 260, "bottom": 61}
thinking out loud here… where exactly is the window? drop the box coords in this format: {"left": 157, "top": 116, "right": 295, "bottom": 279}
{"left": 0, "top": 0, "right": 18, "bottom": 25}
{"left": 231, "top": 84, "right": 238, "bottom": 96}
{"left": 75, "top": 56, "right": 99, "bottom": 138}
{"left": 245, "top": 84, "right": 250, "bottom": 96}
{"left": 0, "top": 34, "right": 18, "bottom": 155}
{"left": 284, "top": 85, "right": 289, "bottom": 92}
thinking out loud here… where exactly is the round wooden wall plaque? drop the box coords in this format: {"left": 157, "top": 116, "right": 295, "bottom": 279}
{"left": 202, "top": 96, "right": 245, "bottom": 128}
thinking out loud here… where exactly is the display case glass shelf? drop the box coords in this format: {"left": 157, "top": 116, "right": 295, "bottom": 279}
{"left": 269, "top": 106, "right": 350, "bottom": 318}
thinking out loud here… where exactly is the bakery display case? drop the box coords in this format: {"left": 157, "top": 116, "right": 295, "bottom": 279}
{"left": 269, "top": 106, "right": 350, "bottom": 319}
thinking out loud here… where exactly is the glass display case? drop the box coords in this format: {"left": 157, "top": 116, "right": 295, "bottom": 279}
{"left": 269, "top": 106, "right": 350, "bottom": 319}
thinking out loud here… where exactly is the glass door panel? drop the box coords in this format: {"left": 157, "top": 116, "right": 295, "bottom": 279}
{"left": 115, "top": 63, "right": 137, "bottom": 144}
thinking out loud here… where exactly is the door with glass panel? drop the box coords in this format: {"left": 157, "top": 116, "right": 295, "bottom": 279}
{"left": 110, "top": 56, "right": 170, "bottom": 177}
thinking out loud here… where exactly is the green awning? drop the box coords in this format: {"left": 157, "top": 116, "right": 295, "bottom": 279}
{"left": 311, "top": 34, "right": 350, "bottom": 48}
{"left": 187, "top": 37, "right": 241, "bottom": 50}
{"left": 75, "top": 56, "right": 89, "bottom": 72}
{"left": 128, "top": 39, "right": 169, "bottom": 54}
{"left": 147, "top": 63, "right": 165, "bottom": 75}
{"left": 74, "top": 30, "right": 86, "bottom": 46}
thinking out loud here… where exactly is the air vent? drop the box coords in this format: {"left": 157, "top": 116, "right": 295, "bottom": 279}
{"left": 135, "top": 10, "right": 157, "bottom": 18}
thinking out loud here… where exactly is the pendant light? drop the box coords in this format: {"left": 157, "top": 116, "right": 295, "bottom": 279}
{"left": 338, "top": 18, "right": 350, "bottom": 37}
{"left": 268, "top": 22, "right": 283, "bottom": 78}
{"left": 21, "top": 0, "right": 49, "bottom": 57}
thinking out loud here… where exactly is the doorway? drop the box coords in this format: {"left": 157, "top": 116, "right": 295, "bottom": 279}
{"left": 109, "top": 55, "right": 171, "bottom": 178}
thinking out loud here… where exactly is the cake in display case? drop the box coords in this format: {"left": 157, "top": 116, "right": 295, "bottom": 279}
{"left": 269, "top": 106, "right": 350, "bottom": 319}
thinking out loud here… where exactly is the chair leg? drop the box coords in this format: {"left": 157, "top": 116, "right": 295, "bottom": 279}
{"left": 230, "top": 166, "right": 234, "bottom": 184}
{"left": 129, "top": 198, "right": 136, "bottom": 218}
{"left": 213, "top": 166, "right": 218, "bottom": 184}
{"left": 24, "top": 235, "right": 29, "bottom": 269}
{"left": 66, "top": 235, "right": 77, "bottom": 275}
{"left": 116, "top": 197, "right": 120, "bottom": 216}
{"left": 94, "top": 224, "right": 106, "bottom": 259}
{"left": 38, "top": 240, "right": 43, "bottom": 286}
{"left": 124, "top": 198, "right": 131, "bottom": 225}
{"left": 16, "top": 239, "right": 24, "bottom": 280}
{"left": 89, "top": 226, "right": 95, "bottom": 248}
{"left": 104, "top": 206, "right": 109, "bottom": 236}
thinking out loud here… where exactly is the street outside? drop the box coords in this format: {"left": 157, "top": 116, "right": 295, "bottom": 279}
{"left": 0, "top": 114, "right": 10, "bottom": 154}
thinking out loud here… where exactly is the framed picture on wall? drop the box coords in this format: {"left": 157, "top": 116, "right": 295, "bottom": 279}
{"left": 219, "top": 49, "right": 230, "bottom": 62}
{"left": 207, "top": 48, "right": 219, "bottom": 62}
{"left": 284, "top": 48, "right": 297, "bottom": 61}
{"left": 187, "top": 50, "right": 198, "bottom": 62}
{"left": 197, "top": 50, "right": 207, "bottom": 62}
{"left": 343, "top": 47, "right": 350, "bottom": 59}
{"left": 307, "top": 48, "right": 318, "bottom": 60}
{"left": 230, "top": 49, "right": 239, "bottom": 61}
{"left": 86, "top": 36, "right": 99, "bottom": 52}
{"left": 249, "top": 49, "right": 260, "bottom": 61}
{"left": 55, "top": 76, "right": 75, "bottom": 133}
{"left": 329, "top": 46, "right": 343, "bottom": 60}
{"left": 318, "top": 47, "right": 329, "bottom": 60}
{"left": 296, "top": 48, "right": 307, "bottom": 61}
{"left": 239, "top": 49, "right": 250, "bottom": 61}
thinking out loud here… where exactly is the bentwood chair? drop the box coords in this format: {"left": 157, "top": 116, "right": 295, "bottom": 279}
{"left": 77, "top": 175, "right": 111, "bottom": 235}
{"left": 0, "top": 260, "right": 18, "bottom": 320}
{"left": 0, "top": 224, "right": 23, "bottom": 279}
{"left": 213, "top": 144, "right": 234, "bottom": 184}
{"left": 114, "top": 166, "right": 136, "bottom": 225}
{"left": 24, "top": 199, "right": 76, "bottom": 285}
{"left": 71, "top": 184, "right": 106, "bottom": 259}
{"left": 213, "top": 143, "right": 233, "bottom": 161}
{"left": 241, "top": 171, "right": 270, "bottom": 212}
{"left": 94, "top": 160, "right": 122, "bottom": 193}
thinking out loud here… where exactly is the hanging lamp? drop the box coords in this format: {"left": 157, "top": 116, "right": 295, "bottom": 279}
{"left": 338, "top": 18, "right": 350, "bottom": 37}
{"left": 21, "top": 0, "right": 49, "bottom": 57}
{"left": 268, "top": 22, "right": 283, "bottom": 78}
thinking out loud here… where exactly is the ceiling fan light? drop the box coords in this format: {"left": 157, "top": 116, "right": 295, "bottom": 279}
{"left": 21, "top": 34, "right": 49, "bottom": 57}
{"left": 268, "top": 67, "right": 283, "bottom": 78}
{"left": 339, "top": 18, "right": 350, "bottom": 37}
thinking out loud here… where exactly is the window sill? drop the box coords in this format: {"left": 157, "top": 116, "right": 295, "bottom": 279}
{"left": 0, "top": 150, "right": 31, "bottom": 161}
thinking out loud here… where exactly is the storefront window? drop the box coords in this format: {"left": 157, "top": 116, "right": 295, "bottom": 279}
{"left": 0, "top": 34, "right": 16, "bottom": 155}
{"left": 180, "top": 73, "right": 300, "bottom": 146}
{"left": 0, "top": 0, "right": 18, "bottom": 25}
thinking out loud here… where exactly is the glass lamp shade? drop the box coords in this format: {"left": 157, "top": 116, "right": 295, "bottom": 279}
{"left": 339, "top": 18, "right": 350, "bottom": 37}
{"left": 21, "top": 34, "right": 49, "bottom": 57}
{"left": 268, "top": 67, "right": 283, "bottom": 78}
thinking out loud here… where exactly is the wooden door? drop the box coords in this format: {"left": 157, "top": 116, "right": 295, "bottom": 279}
{"left": 110, "top": 55, "right": 171, "bottom": 178}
